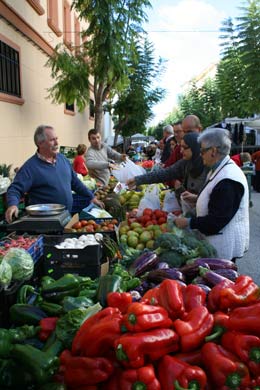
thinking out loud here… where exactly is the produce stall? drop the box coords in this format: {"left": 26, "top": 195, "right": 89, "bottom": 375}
{"left": 0, "top": 177, "right": 258, "bottom": 389}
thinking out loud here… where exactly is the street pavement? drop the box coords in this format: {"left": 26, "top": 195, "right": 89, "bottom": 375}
{"left": 237, "top": 189, "right": 260, "bottom": 285}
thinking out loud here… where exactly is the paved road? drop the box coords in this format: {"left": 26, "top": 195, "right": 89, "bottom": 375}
{"left": 237, "top": 189, "right": 260, "bottom": 285}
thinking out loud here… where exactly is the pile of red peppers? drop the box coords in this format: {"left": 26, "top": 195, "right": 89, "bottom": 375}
{"left": 57, "top": 275, "right": 260, "bottom": 390}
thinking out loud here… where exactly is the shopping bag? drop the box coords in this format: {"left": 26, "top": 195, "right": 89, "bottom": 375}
{"left": 162, "top": 190, "right": 182, "bottom": 213}
{"left": 137, "top": 184, "right": 160, "bottom": 216}
{"left": 111, "top": 159, "right": 146, "bottom": 183}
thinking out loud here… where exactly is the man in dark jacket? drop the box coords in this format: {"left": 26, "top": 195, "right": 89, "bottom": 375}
{"left": 161, "top": 125, "right": 174, "bottom": 163}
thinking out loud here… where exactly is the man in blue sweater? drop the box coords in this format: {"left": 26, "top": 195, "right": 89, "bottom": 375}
{"left": 5, "top": 125, "right": 103, "bottom": 223}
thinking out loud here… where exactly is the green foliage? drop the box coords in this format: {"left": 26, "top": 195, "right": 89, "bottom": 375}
{"left": 111, "top": 38, "right": 166, "bottom": 139}
{"left": 46, "top": 0, "right": 152, "bottom": 132}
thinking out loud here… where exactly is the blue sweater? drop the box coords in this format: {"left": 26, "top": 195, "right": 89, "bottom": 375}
{"left": 7, "top": 154, "right": 94, "bottom": 212}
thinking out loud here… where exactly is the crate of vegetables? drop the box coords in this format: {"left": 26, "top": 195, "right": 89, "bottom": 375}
{"left": 43, "top": 234, "right": 104, "bottom": 279}
{"left": 64, "top": 213, "right": 119, "bottom": 241}
{"left": 0, "top": 233, "right": 44, "bottom": 264}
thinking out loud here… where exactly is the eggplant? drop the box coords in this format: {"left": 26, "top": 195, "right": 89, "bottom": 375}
{"left": 145, "top": 268, "right": 185, "bottom": 284}
{"left": 179, "top": 263, "right": 210, "bottom": 280}
{"left": 195, "top": 283, "right": 212, "bottom": 295}
{"left": 187, "top": 258, "right": 237, "bottom": 271}
{"left": 155, "top": 262, "right": 170, "bottom": 270}
{"left": 199, "top": 266, "right": 234, "bottom": 287}
{"left": 214, "top": 268, "right": 239, "bottom": 282}
{"left": 128, "top": 250, "right": 159, "bottom": 277}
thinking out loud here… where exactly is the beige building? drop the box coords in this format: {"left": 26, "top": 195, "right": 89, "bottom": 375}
{"left": 0, "top": 0, "right": 111, "bottom": 171}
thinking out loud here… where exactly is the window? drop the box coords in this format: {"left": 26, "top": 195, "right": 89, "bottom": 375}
{"left": 64, "top": 102, "right": 75, "bottom": 116}
{"left": 89, "top": 99, "right": 95, "bottom": 118}
{"left": 63, "top": 0, "right": 72, "bottom": 49}
{"left": 0, "top": 39, "right": 21, "bottom": 98}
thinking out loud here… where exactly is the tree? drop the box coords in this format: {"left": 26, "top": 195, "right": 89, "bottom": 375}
{"left": 237, "top": 0, "right": 260, "bottom": 114}
{"left": 111, "top": 38, "right": 166, "bottom": 145}
{"left": 46, "top": 0, "right": 151, "bottom": 134}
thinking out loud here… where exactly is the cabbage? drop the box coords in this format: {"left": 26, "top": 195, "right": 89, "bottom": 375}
{"left": 0, "top": 258, "right": 12, "bottom": 288}
{"left": 3, "top": 248, "right": 34, "bottom": 282}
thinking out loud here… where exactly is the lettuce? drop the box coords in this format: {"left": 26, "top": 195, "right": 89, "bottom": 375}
{"left": 3, "top": 248, "right": 34, "bottom": 282}
{"left": 0, "top": 258, "right": 12, "bottom": 288}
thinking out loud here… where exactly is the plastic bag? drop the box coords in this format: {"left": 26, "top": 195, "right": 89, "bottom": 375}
{"left": 111, "top": 159, "right": 146, "bottom": 183}
{"left": 162, "top": 190, "right": 182, "bottom": 213}
{"left": 180, "top": 194, "right": 196, "bottom": 217}
{"left": 137, "top": 184, "right": 160, "bottom": 216}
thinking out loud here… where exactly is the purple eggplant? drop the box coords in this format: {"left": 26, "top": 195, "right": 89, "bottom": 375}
{"left": 179, "top": 263, "right": 210, "bottom": 280}
{"left": 199, "top": 266, "right": 234, "bottom": 287}
{"left": 145, "top": 268, "right": 185, "bottom": 284}
{"left": 214, "top": 268, "right": 239, "bottom": 282}
{"left": 128, "top": 251, "right": 159, "bottom": 277}
{"left": 192, "top": 276, "right": 206, "bottom": 285}
{"left": 187, "top": 258, "right": 237, "bottom": 271}
{"left": 155, "top": 262, "right": 170, "bottom": 270}
{"left": 195, "top": 283, "right": 212, "bottom": 295}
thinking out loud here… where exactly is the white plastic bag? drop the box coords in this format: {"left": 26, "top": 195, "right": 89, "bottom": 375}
{"left": 162, "top": 190, "right": 182, "bottom": 213}
{"left": 137, "top": 184, "right": 160, "bottom": 216}
{"left": 180, "top": 195, "right": 196, "bottom": 217}
{"left": 111, "top": 159, "right": 146, "bottom": 183}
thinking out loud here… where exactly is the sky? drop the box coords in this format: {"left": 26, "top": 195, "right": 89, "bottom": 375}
{"left": 144, "top": 0, "right": 242, "bottom": 125}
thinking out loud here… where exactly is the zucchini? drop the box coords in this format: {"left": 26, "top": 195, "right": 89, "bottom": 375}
{"left": 9, "top": 304, "right": 47, "bottom": 325}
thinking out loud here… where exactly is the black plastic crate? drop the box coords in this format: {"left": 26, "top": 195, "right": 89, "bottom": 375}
{"left": 0, "top": 281, "right": 23, "bottom": 327}
{"left": 43, "top": 235, "right": 103, "bottom": 279}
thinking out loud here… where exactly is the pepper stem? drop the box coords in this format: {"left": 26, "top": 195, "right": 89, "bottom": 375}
{"left": 205, "top": 325, "right": 226, "bottom": 342}
{"left": 226, "top": 373, "right": 241, "bottom": 388}
{"left": 128, "top": 313, "right": 137, "bottom": 325}
{"left": 133, "top": 381, "right": 147, "bottom": 390}
{"left": 116, "top": 344, "right": 128, "bottom": 361}
{"left": 250, "top": 347, "right": 260, "bottom": 363}
{"left": 174, "top": 380, "right": 200, "bottom": 390}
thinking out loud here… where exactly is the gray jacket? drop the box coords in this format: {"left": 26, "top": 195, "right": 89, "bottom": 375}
{"left": 86, "top": 143, "right": 123, "bottom": 185}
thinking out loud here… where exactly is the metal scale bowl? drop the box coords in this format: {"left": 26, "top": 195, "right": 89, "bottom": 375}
{"left": 7, "top": 204, "right": 71, "bottom": 233}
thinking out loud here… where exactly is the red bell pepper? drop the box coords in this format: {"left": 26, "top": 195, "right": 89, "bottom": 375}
{"left": 107, "top": 292, "right": 133, "bottom": 314}
{"left": 174, "top": 350, "right": 203, "bottom": 366}
{"left": 38, "top": 316, "right": 58, "bottom": 341}
{"left": 182, "top": 284, "right": 206, "bottom": 313}
{"left": 60, "top": 349, "right": 114, "bottom": 388}
{"left": 201, "top": 342, "right": 251, "bottom": 389}
{"left": 72, "top": 307, "right": 121, "bottom": 355}
{"left": 122, "top": 302, "right": 172, "bottom": 332}
{"left": 221, "top": 331, "right": 260, "bottom": 377}
{"left": 158, "top": 355, "right": 207, "bottom": 390}
{"left": 173, "top": 306, "right": 214, "bottom": 352}
{"left": 207, "top": 279, "right": 234, "bottom": 312}
{"left": 227, "top": 302, "right": 260, "bottom": 337}
{"left": 205, "top": 311, "right": 230, "bottom": 342}
{"left": 141, "top": 287, "right": 160, "bottom": 305}
{"left": 72, "top": 307, "right": 123, "bottom": 357}
{"left": 115, "top": 328, "right": 179, "bottom": 368}
{"left": 119, "top": 364, "right": 161, "bottom": 390}
{"left": 157, "top": 279, "right": 185, "bottom": 320}
{"left": 219, "top": 275, "right": 260, "bottom": 310}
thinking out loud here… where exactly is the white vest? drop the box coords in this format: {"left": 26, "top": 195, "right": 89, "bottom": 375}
{"left": 196, "top": 156, "right": 249, "bottom": 260}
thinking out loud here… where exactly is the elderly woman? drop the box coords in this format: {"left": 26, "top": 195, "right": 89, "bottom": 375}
{"left": 175, "top": 128, "right": 249, "bottom": 261}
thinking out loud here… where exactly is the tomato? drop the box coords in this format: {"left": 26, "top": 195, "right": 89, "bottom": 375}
{"left": 72, "top": 221, "right": 82, "bottom": 229}
{"left": 141, "top": 215, "right": 151, "bottom": 224}
{"left": 153, "top": 209, "right": 163, "bottom": 219}
{"left": 143, "top": 208, "right": 153, "bottom": 216}
{"left": 158, "top": 217, "right": 167, "bottom": 225}
{"left": 80, "top": 220, "right": 88, "bottom": 227}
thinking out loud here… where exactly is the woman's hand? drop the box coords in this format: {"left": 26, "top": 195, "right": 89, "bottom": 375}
{"left": 126, "top": 178, "right": 136, "bottom": 190}
{"left": 181, "top": 191, "right": 198, "bottom": 202}
{"left": 174, "top": 217, "right": 189, "bottom": 229}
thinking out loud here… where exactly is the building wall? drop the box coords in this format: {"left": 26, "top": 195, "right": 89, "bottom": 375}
{"left": 0, "top": 0, "right": 104, "bottom": 170}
